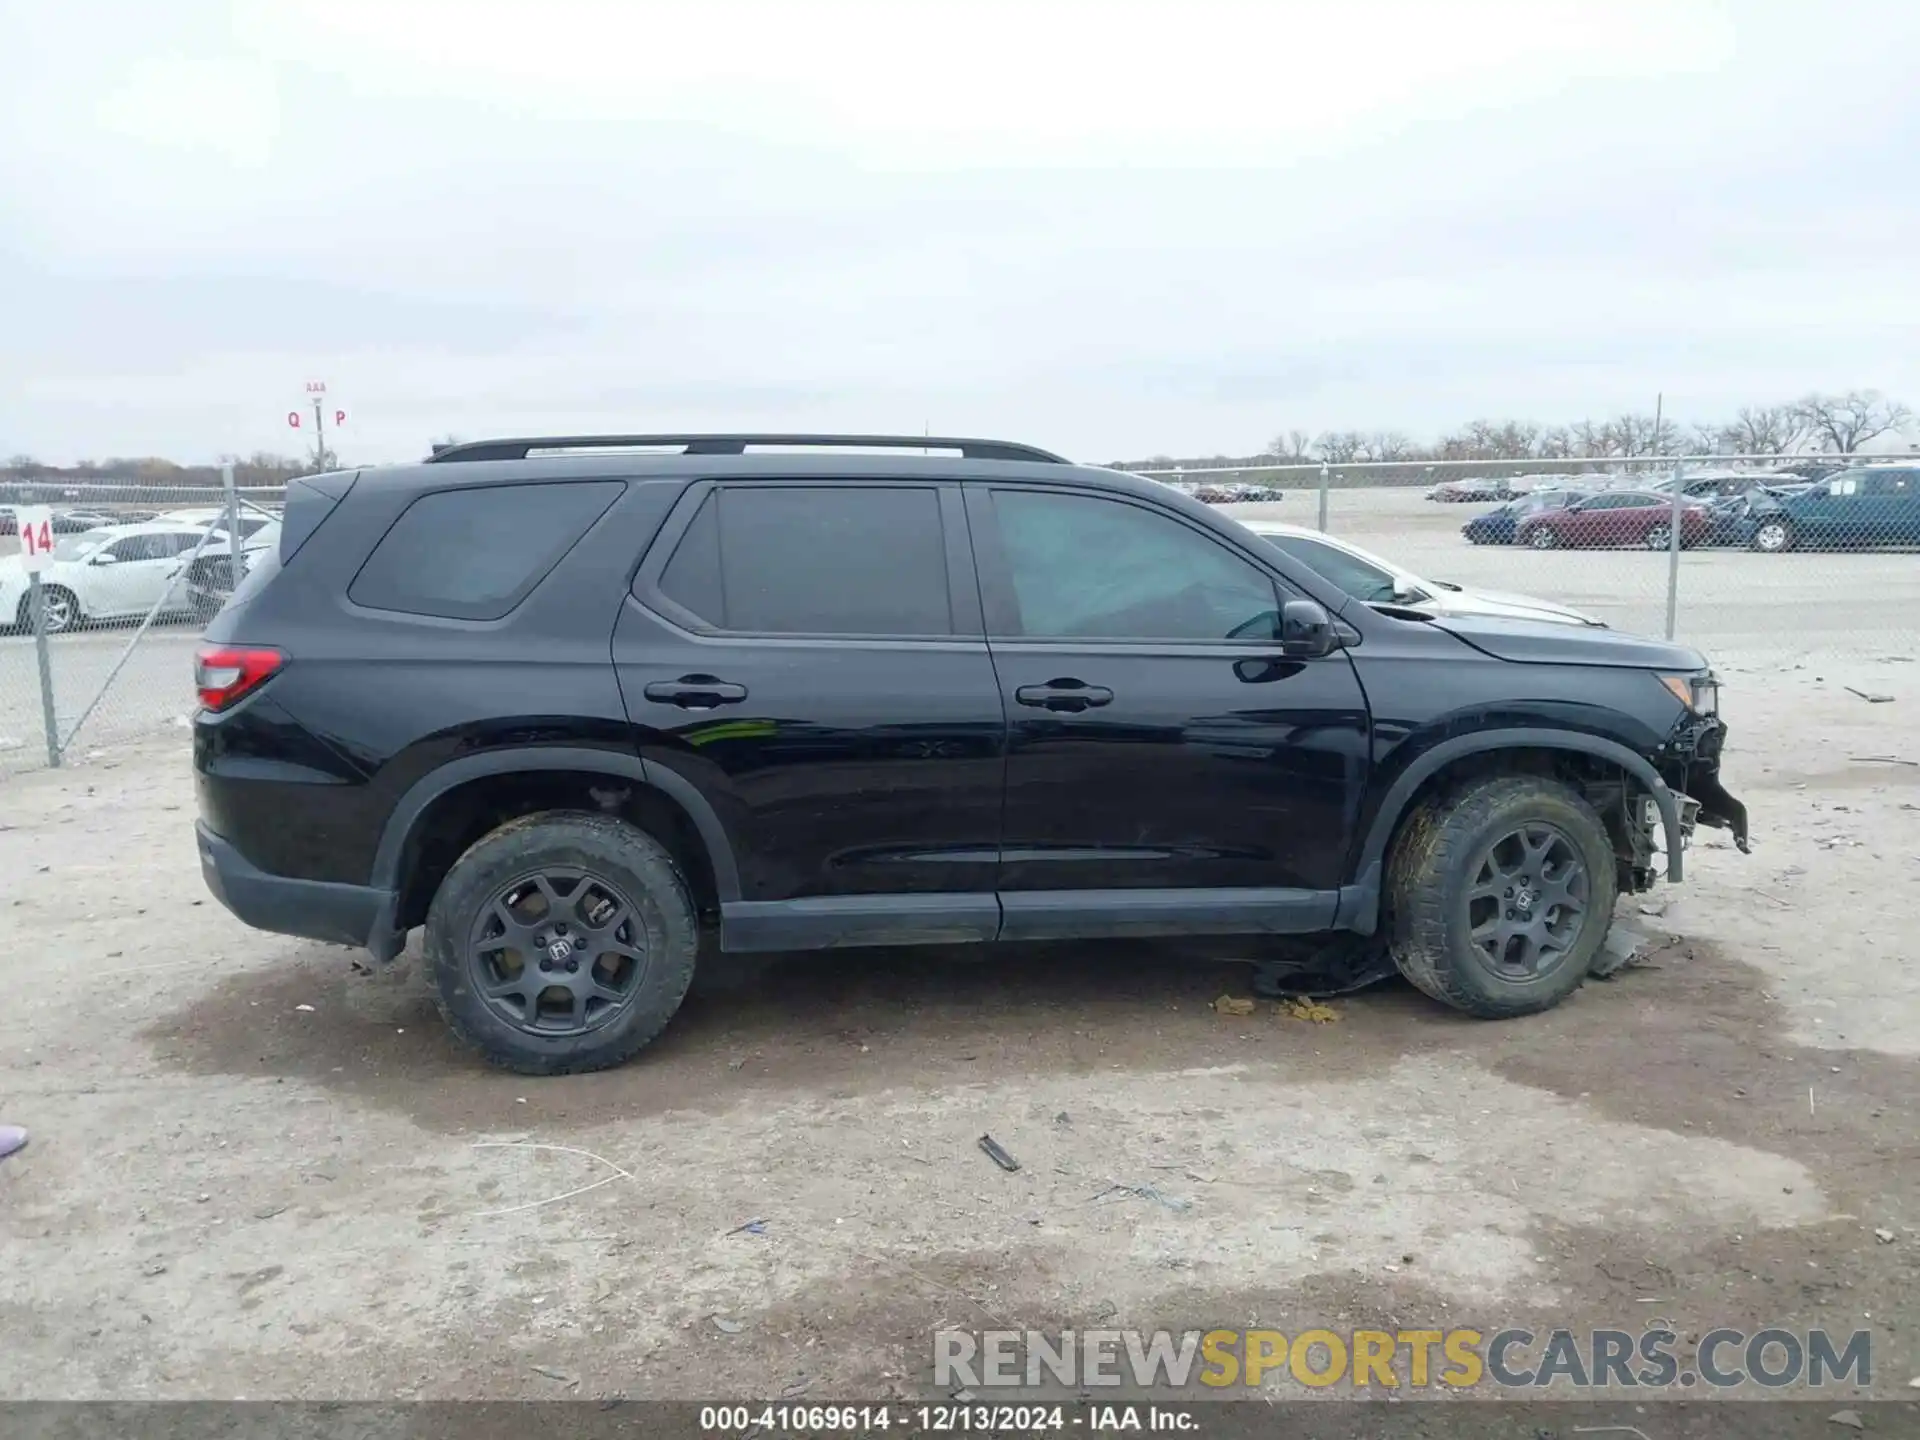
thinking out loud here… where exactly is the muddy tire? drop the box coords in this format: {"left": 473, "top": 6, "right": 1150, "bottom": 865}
{"left": 424, "top": 811, "right": 699, "bottom": 1075}
{"left": 1386, "top": 776, "right": 1616, "bottom": 1019}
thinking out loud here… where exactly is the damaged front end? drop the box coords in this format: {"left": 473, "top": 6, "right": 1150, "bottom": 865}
{"left": 1621, "top": 679, "right": 1749, "bottom": 891}
{"left": 1663, "top": 697, "right": 1750, "bottom": 852}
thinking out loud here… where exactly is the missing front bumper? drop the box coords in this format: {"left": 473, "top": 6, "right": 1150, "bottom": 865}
{"left": 1658, "top": 708, "right": 1750, "bottom": 857}
{"left": 1688, "top": 771, "right": 1750, "bottom": 853}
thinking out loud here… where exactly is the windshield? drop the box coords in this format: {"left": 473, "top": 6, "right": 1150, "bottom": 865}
{"left": 53, "top": 530, "right": 111, "bottom": 561}
{"left": 1256, "top": 530, "right": 1420, "bottom": 605}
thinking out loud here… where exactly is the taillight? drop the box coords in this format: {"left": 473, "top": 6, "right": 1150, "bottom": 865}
{"left": 195, "top": 645, "right": 284, "bottom": 712}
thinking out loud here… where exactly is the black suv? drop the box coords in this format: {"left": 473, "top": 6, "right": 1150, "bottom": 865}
{"left": 193, "top": 434, "right": 1748, "bottom": 1075}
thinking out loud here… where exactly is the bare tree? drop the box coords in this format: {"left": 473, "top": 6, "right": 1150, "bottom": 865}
{"left": 1365, "top": 430, "right": 1416, "bottom": 462}
{"left": 1491, "top": 420, "right": 1541, "bottom": 459}
{"left": 1266, "top": 429, "right": 1314, "bottom": 462}
{"left": 1569, "top": 419, "right": 1613, "bottom": 457}
{"left": 1536, "top": 426, "right": 1574, "bottom": 461}
{"left": 1434, "top": 419, "right": 1537, "bottom": 461}
{"left": 1601, "top": 412, "right": 1684, "bottom": 458}
{"left": 1688, "top": 423, "right": 1724, "bottom": 456}
{"left": 1716, "top": 404, "right": 1811, "bottom": 457}
{"left": 1312, "top": 431, "right": 1365, "bottom": 464}
{"left": 1795, "top": 391, "right": 1913, "bottom": 454}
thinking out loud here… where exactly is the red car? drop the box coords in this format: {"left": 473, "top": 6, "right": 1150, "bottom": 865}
{"left": 1516, "top": 490, "right": 1714, "bottom": 550}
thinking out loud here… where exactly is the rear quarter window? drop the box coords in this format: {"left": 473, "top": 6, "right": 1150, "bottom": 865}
{"left": 349, "top": 481, "right": 623, "bottom": 620}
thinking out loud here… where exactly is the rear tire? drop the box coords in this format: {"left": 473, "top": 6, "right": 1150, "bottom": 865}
{"left": 16, "top": 586, "right": 80, "bottom": 634}
{"left": 424, "top": 811, "right": 699, "bottom": 1075}
{"left": 1386, "top": 776, "right": 1617, "bottom": 1019}
{"left": 1645, "top": 523, "right": 1673, "bottom": 551}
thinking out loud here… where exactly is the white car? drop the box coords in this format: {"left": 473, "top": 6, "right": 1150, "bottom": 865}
{"left": 163, "top": 506, "right": 280, "bottom": 541}
{"left": 0, "top": 522, "right": 211, "bottom": 634}
{"left": 1238, "top": 520, "right": 1606, "bottom": 627}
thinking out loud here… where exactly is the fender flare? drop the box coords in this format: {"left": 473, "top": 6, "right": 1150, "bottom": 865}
{"left": 368, "top": 746, "right": 742, "bottom": 901}
{"left": 1336, "top": 727, "right": 1683, "bottom": 935}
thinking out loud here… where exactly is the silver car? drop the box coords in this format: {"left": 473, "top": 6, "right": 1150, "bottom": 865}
{"left": 1239, "top": 520, "right": 1605, "bottom": 627}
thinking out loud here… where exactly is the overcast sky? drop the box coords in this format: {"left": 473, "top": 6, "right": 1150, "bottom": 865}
{"left": 2, "top": 0, "right": 1917, "bottom": 465}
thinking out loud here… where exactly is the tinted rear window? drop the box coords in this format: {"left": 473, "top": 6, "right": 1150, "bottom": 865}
{"left": 656, "top": 484, "right": 952, "bottom": 635}
{"left": 350, "top": 481, "right": 622, "bottom": 620}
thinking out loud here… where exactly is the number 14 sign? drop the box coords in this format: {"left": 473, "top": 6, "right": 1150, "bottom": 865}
{"left": 15, "top": 507, "right": 54, "bottom": 572}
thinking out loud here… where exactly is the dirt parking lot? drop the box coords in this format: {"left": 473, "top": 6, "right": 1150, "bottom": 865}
{"left": 1, "top": 649, "right": 1917, "bottom": 1416}
{"left": 2, "top": 488, "right": 1918, "bottom": 1426}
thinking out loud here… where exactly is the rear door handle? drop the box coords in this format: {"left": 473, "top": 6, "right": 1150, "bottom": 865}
{"left": 1015, "top": 680, "right": 1114, "bottom": 712}
{"left": 643, "top": 675, "right": 749, "bottom": 709}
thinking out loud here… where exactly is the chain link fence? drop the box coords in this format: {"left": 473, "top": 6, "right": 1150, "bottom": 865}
{"left": 0, "top": 476, "right": 285, "bottom": 776}
{"left": 3, "top": 451, "right": 1915, "bottom": 779}
{"left": 1133, "top": 452, "right": 1920, "bottom": 677}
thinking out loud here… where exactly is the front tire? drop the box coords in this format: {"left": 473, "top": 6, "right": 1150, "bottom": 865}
{"left": 1752, "top": 518, "right": 1792, "bottom": 553}
{"left": 1526, "top": 527, "right": 1560, "bottom": 550}
{"left": 1645, "top": 522, "right": 1673, "bottom": 551}
{"left": 1386, "top": 776, "right": 1617, "bottom": 1019}
{"left": 424, "top": 811, "right": 699, "bottom": 1075}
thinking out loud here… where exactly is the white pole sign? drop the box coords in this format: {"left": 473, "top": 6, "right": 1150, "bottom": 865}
{"left": 16, "top": 507, "right": 54, "bottom": 572}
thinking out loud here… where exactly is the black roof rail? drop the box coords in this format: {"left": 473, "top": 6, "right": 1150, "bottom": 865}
{"left": 424, "top": 434, "right": 1069, "bottom": 464}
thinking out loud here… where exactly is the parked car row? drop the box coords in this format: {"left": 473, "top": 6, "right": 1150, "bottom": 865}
{"left": 1189, "top": 480, "right": 1284, "bottom": 503}
{"left": 1426, "top": 477, "right": 1521, "bottom": 502}
{"left": 1460, "top": 466, "right": 1920, "bottom": 552}
{"left": 1462, "top": 488, "right": 1593, "bottom": 544}
{"left": 0, "top": 505, "right": 283, "bottom": 634}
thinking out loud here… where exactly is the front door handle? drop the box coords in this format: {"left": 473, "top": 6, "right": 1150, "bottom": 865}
{"left": 1015, "top": 680, "right": 1114, "bottom": 713}
{"left": 643, "top": 675, "right": 749, "bottom": 709}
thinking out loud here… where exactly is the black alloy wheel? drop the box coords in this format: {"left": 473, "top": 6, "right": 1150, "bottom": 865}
{"left": 467, "top": 868, "right": 649, "bottom": 1038}
{"left": 1462, "top": 822, "right": 1591, "bottom": 980}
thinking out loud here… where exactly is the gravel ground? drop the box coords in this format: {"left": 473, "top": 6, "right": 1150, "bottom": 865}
{"left": 0, "top": 655, "right": 1916, "bottom": 1416}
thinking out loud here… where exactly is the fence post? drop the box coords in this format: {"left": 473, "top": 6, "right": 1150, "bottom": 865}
{"left": 222, "top": 462, "right": 240, "bottom": 593}
{"left": 29, "top": 574, "right": 60, "bottom": 768}
{"left": 1664, "top": 459, "right": 1685, "bottom": 640}
{"left": 1317, "top": 463, "right": 1330, "bottom": 532}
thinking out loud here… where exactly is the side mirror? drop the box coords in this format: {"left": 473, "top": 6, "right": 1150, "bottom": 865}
{"left": 90, "top": 551, "right": 117, "bottom": 566}
{"left": 1280, "top": 599, "right": 1339, "bottom": 658}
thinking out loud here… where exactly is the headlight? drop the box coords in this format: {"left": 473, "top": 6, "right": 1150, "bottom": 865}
{"left": 1658, "top": 672, "right": 1718, "bottom": 715}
